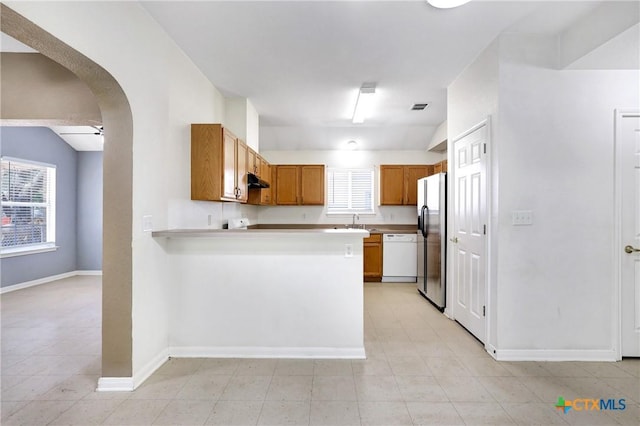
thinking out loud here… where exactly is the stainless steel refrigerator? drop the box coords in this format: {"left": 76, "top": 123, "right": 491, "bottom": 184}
{"left": 417, "top": 173, "right": 446, "bottom": 310}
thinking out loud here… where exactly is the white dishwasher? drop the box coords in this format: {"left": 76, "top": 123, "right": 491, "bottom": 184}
{"left": 382, "top": 233, "right": 418, "bottom": 282}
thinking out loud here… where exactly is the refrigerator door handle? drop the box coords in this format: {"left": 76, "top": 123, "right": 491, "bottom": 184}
{"left": 420, "top": 205, "right": 429, "bottom": 238}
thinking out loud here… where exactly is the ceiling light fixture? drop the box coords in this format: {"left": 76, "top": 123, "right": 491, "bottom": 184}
{"left": 346, "top": 140, "right": 358, "bottom": 150}
{"left": 427, "top": 0, "right": 472, "bottom": 9}
{"left": 352, "top": 83, "right": 376, "bottom": 124}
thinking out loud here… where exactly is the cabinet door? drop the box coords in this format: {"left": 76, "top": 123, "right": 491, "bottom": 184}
{"left": 260, "top": 162, "right": 272, "bottom": 205}
{"left": 404, "top": 165, "right": 430, "bottom": 205}
{"left": 433, "top": 162, "right": 442, "bottom": 174}
{"left": 248, "top": 149, "right": 257, "bottom": 176}
{"left": 222, "top": 129, "right": 237, "bottom": 200}
{"left": 300, "top": 165, "right": 324, "bottom": 205}
{"left": 364, "top": 234, "right": 383, "bottom": 280}
{"left": 276, "top": 166, "right": 299, "bottom": 205}
{"left": 270, "top": 166, "right": 278, "bottom": 205}
{"left": 191, "top": 124, "right": 223, "bottom": 201}
{"left": 440, "top": 160, "right": 448, "bottom": 172}
{"left": 236, "top": 139, "right": 248, "bottom": 202}
{"left": 380, "top": 165, "right": 404, "bottom": 205}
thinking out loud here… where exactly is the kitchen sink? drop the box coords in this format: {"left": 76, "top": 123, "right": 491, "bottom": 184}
{"left": 345, "top": 224, "right": 366, "bottom": 229}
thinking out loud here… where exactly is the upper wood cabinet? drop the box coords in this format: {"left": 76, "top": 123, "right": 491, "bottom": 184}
{"left": 247, "top": 149, "right": 270, "bottom": 178}
{"left": 433, "top": 159, "right": 447, "bottom": 174}
{"left": 191, "top": 123, "right": 248, "bottom": 203}
{"left": 275, "top": 165, "right": 325, "bottom": 205}
{"left": 275, "top": 166, "right": 298, "bottom": 205}
{"left": 380, "top": 164, "right": 431, "bottom": 206}
{"left": 300, "top": 165, "right": 325, "bottom": 205}
{"left": 247, "top": 157, "right": 273, "bottom": 206}
{"left": 379, "top": 165, "right": 405, "bottom": 205}
{"left": 259, "top": 161, "right": 272, "bottom": 204}
{"left": 248, "top": 149, "right": 258, "bottom": 176}
{"left": 404, "top": 165, "right": 432, "bottom": 205}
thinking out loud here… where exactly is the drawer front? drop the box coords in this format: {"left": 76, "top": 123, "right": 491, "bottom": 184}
{"left": 364, "top": 234, "right": 382, "bottom": 244}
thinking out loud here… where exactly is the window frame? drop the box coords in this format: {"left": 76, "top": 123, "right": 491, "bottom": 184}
{"left": 326, "top": 167, "right": 375, "bottom": 215}
{"left": 1, "top": 157, "right": 57, "bottom": 258}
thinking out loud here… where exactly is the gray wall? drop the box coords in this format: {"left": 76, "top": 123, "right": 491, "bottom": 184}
{"left": 1, "top": 127, "right": 103, "bottom": 287}
{"left": 77, "top": 151, "right": 103, "bottom": 270}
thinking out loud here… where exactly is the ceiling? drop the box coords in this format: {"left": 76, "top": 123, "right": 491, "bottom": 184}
{"left": 49, "top": 126, "right": 104, "bottom": 151}
{"left": 0, "top": 1, "right": 613, "bottom": 151}
{"left": 141, "top": 0, "right": 602, "bottom": 151}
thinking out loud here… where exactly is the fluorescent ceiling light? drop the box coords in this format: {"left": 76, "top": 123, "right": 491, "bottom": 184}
{"left": 427, "top": 0, "right": 472, "bottom": 9}
{"left": 352, "top": 83, "right": 376, "bottom": 124}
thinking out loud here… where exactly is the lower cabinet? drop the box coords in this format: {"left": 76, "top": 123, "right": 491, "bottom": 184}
{"left": 363, "top": 234, "right": 383, "bottom": 281}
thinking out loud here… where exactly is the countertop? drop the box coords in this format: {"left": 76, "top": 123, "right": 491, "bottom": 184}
{"left": 249, "top": 224, "right": 417, "bottom": 234}
{"left": 152, "top": 224, "right": 417, "bottom": 238}
{"left": 151, "top": 228, "right": 370, "bottom": 238}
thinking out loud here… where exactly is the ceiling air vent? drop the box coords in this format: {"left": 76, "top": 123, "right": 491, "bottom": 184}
{"left": 411, "top": 103, "right": 429, "bottom": 111}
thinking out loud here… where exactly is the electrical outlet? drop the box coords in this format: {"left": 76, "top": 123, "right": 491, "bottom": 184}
{"left": 345, "top": 243, "right": 353, "bottom": 258}
{"left": 207, "top": 215, "right": 212, "bottom": 226}
{"left": 511, "top": 210, "right": 533, "bottom": 226}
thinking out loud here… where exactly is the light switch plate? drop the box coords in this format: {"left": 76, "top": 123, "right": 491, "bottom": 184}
{"left": 512, "top": 210, "right": 533, "bottom": 226}
{"left": 142, "top": 215, "right": 153, "bottom": 232}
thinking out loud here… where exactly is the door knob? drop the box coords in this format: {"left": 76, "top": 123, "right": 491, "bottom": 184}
{"left": 624, "top": 245, "right": 640, "bottom": 254}
{"left": 450, "top": 237, "right": 459, "bottom": 243}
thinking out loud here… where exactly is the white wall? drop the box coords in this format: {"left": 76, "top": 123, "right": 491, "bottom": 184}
{"left": 224, "top": 97, "right": 260, "bottom": 151}
{"left": 494, "top": 34, "right": 639, "bottom": 358}
{"left": 4, "top": 1, "right": 238, "bottom": 381}
{"left": 165, "top": 233, "right": 365, "bottom": 358}
{"left": 427, "top": 120, "right": 448, "bottom": 153}
{"left": 448, "top": 32, "right": 640, "bottom": 360}
{"left": 260, "top": 150, "right": 442, "bottom": 225}
{"left": 447, "top": 39, "right": 500, "bottom": 340}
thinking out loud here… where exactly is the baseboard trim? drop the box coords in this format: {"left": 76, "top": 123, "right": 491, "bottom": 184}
{"left": 1, "top": 270, "right": 103, "bottom": 294}
{"left": 76, "top": 270, "right": 103, "bottom": 276}
{"left": 495, "top": 349, "right": 618, "bottom": 362}
{"left": 169, "top": 346, "right": 367, "bottom": 359}
{"left": 133, "top": 348, "right": 169, "bottom": 389}
{"left": 96, "top": 377, "right": 134, "bottom": 392}
{"left": 485, "top": 343, "right": 498, "bottom": 360}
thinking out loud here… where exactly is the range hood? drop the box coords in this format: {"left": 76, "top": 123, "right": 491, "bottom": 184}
{"left": 248, "top": 173, "right": 270, "bottom": 189}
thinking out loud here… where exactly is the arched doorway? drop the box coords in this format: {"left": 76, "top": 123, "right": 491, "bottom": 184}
{"left": 1, "top": 4, "right": 134, "bottom": 379}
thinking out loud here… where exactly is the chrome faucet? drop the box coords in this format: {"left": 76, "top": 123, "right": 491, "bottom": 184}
{"left": 352, "top": 213, "right": 359, "bottom": 227}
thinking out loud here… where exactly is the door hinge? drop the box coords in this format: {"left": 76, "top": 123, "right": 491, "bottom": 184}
{"left": 483, "top": 143, "right": 487, "bottom": 154}
{"left": 483, "top": 224, "right": 487, "bottom": 235}
{"left": 483, "top": 305, "right": 486, "bottom": 317}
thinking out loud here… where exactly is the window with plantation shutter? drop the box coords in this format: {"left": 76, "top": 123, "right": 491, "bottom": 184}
{"left": 327, "top": 168, "right": 374, "bottom": 214}
{"left": 1, "top": 158, "right": 56, "bottom": 255}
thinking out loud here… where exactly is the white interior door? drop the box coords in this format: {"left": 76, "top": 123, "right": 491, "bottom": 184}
{"left": 451, "top": 124, "right": 487, "bottom": 342}
{"left": 619, "top": 112, "right": 640, "bottom": 357}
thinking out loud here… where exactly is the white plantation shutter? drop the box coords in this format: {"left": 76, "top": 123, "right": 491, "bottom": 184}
{"left": 327, "top": 168, "right": 374, "bottom": 213}
{"left": 1, "top": 158, "right": 56, "bottom": 251}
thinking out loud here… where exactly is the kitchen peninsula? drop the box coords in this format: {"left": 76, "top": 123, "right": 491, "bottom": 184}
{"left": 152, "top": 228, "right": 368, "bottom": 359}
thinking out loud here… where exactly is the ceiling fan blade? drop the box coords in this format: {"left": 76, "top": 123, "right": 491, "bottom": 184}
{"left": 58, "top": 126, "right": 104, "bottom": 136}
{"left": 59, "top": 132, "right": 101, "bottom": 135}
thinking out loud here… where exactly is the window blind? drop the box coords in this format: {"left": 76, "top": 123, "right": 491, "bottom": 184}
{"left": 1, "top": 158, "right": 56, "bottom": 249}
{"left": 327, "top": 168, "right": 374, "bottom": 213}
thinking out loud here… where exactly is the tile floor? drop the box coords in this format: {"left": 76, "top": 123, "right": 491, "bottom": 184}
{"left": 1, "top": 276, "right": 639, "bottom": 425}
